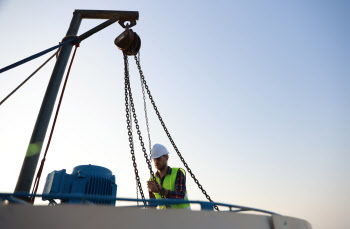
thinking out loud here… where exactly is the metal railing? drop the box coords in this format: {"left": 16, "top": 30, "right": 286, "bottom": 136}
{"left": 0, "top": 192, "right": 280, "bottom": 215}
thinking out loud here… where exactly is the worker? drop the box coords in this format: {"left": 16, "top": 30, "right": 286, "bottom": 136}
{"left": 147, "top": 143, "right": 190, "bottom": 209}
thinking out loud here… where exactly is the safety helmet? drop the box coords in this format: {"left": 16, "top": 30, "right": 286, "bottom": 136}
{"left": 151, "top": 144, "right": 169, "bottom": 159}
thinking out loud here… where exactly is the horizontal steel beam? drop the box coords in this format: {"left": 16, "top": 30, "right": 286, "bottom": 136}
{"left": 75, "top": 10, "right": 139, "bottom": 20}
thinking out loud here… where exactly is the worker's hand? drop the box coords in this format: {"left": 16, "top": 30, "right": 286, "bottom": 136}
{"left": 147, "top": 181, "right": 160, "bottom": 193}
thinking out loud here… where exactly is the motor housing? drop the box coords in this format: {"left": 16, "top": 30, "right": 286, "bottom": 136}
{"left": 42, "top": 164, "right": 117, "bottom": 205}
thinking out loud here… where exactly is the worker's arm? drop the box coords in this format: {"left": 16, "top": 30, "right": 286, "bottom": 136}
{"left": 149, "top": 190, "right": 156, "bottom": 199}
{"left": 147, "top": 181, "right": 158, "bottom": 208}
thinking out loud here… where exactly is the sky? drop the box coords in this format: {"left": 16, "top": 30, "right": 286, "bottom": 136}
{"left": 0, "top": 0, "right": 349, "bottom": 229}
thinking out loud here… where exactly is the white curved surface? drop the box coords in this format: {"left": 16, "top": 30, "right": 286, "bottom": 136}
{"left": 0, "top": 205, "right": 312, "bottom": 229}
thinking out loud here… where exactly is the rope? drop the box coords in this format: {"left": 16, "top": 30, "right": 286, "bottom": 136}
{"left": 0, "top": 48, "right": 61, "bottom": 106}
{"left": 0, "top": 37, "right": 79, "bottom": 74}
{"left": 30, "top": 43, "right": 80, "bottom": 204}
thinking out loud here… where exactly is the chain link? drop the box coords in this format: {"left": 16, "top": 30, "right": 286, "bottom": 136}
{"left": 126, "top": 74, "right": 140, "bottom": 204}
{"left": 123, "top": 53, "right": 147, "bottom": 207}
{"left": 134, "top": 55, "right": 220, "bottom": 211}
{"left": 136, "top": 181, "right": 139, "bottom": 206}
{"left": 138, "top": 52, "right": 153, "bottom": 160}
{"left": 129, "top": 92, "right": 140, "bottom": 206}
{"left": 123, "top": 53, "right": 165, "bottom": 200}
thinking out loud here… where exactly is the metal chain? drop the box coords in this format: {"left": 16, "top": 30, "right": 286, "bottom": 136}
{"left": 134, "top": 55, "right": 220, "bottom": 211}
{"left": 123, "top": 53, "right": 165, "bottom": 199}
{"left": 138, "top": 52, "right": 153, "bottom": 160}
{"left": 123, "top": 52, "right": 147, "bottom": 207}
{"left": 136, "top": 180, "right": 139, "bottom": 206}
{"left": 129, "top": 92, "right": 140, "bottom": 206}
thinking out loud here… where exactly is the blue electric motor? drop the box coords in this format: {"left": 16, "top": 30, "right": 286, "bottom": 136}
{"left": 42, "top": 164, "right": 117, "bottom": 205}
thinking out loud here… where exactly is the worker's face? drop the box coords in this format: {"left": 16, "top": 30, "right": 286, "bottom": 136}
{"left": 153, "top": 155, "right": 168, "bottom": 171}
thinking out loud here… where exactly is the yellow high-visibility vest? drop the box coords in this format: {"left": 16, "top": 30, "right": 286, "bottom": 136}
{"left": 150, "top": 167, "right": 190, "bottom": 209}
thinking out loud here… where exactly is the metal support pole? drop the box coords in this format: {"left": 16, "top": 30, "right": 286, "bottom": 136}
{"left": 14, "top": 9, "right": 139, "bottom": 201}
{"left": 14, "top": 12, "right": 82, "bottom": 196}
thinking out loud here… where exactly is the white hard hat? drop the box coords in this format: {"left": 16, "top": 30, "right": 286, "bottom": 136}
{"left": 151, "top": 144, "right": 169, "bottom": 159}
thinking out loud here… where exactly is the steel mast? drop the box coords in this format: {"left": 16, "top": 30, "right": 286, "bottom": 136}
{"left": 14, "top": 10, "right": 139, "bottom": 200}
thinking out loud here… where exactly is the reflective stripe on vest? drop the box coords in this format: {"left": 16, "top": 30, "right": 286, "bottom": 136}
{"left": 150, "top": 167, "right": 190, "bottom": 209}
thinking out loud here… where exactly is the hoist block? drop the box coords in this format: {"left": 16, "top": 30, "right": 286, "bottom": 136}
{"left": 115, "top": 29, "right": 141, "bottom": 55}
{"left": 42, "top": 164, "right": 117, "bottom": 205}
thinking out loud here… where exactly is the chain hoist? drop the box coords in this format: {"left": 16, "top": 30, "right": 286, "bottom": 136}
{"left": 117, "top": 26, "right": 216, "bottom": 208}
{"left": 115, "top": 25, "right": 141, "bottom": 55}
{"left": 116, "top": 24, "right": 146, "bottom": 204}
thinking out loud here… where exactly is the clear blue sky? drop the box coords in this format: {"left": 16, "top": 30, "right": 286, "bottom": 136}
{"left": 0, "top": 1, "right": 349, "bottom": 229}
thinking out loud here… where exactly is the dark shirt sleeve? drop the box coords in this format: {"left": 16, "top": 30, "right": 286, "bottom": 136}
{"left": 166, "top": 169, "right": 186, "bottom": 199}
